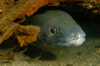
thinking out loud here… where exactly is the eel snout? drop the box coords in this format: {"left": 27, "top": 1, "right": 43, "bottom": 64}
{"left": 52, "top": 29, "right": 86, "bottom": 47}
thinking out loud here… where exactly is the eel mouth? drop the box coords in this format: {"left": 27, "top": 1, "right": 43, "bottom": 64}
{"left": 51, "top": 34, "right": 86, "bottom": 47}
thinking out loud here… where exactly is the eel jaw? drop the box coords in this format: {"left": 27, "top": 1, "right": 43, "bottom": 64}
{"left": 52, "top": 34, "right": 86, "bottom": 47}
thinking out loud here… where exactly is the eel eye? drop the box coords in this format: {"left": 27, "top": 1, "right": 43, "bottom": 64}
{"left": 49, "top": 27, "right": 56, "bottom": 35}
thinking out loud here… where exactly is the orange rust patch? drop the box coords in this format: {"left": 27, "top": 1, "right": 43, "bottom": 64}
{"left": 96, "top": 0, "right": 100, "bottom": 4}
{"left": 48, "top": 2, "right": 60, "bottom": 6}
{"left": 21, "top": 0, "right": 58, "bottom": 16}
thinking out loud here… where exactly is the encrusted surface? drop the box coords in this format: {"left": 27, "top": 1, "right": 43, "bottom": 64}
{"left": 0, "top": 0, "right": 62, "bottom": 45}
{"left": 0, "top": 0, "right": 100, "bottom": 45}
{"left": 16, "top": 25, "right": 40, "bottom": 47}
